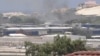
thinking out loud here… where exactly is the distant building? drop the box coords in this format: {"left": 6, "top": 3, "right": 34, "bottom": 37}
{"left": 84, "top": 0, "right": 97, "bottom": 7}
{"left": 2, "top": 12, "right": 30, "bottom": 18}
{"left": 3, "top": 25, "right": 72, "bottom": 36}
{"left": 77, "top": 0, "right": 98, "bottom": 9}
{"left": 3, "top": 27, "right": 48, "bottom": 36}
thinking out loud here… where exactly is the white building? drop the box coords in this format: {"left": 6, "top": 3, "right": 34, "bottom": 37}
{"left": 84, "top": 0, "right": 97, "bottom": 7}
{"left": 86, "top": 39, "right": 100, "bottom": 48}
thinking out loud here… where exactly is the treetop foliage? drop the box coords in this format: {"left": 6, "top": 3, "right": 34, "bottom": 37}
{"left": 25, "top": 35, "right": 88, "bottom": 56}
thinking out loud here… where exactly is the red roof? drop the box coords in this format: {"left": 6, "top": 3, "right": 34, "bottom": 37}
{"left": 66, "top": 51, "right": 100, "bottom": 56}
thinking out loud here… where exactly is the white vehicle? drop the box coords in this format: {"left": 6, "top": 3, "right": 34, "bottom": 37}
{"left": 9, "top": 33, "right": 27, "bottom": 37}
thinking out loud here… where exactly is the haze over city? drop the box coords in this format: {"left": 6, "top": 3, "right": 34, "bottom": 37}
{"left": 0, "top": 0, "right": 100, "bottom": 56}
{"left": 0, "top": 0, "right": 99, "bottom": 13}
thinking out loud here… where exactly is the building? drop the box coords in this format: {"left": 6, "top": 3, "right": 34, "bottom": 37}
{"left": 86, "top": 39, "right": 100, "bottom": 48}
{"left": 84, "top": 0, "right": 97, "bottom": 7}
{"left": 66, "top": 51, "right": 100, "bottom": 56}
{"left": 82, "top": 24, "right": 100, "bottom": 36}
{"left": 77, "top": 0, "right": 98, "bottom": 9}
{"left": 71, "top": 24, "right": 100, "bottom": 38}
{"left": 3, "top": 27, "right": 47, "bottom": 36}
{"left": 2, "top": 25, "right": 72, "bottom": 36}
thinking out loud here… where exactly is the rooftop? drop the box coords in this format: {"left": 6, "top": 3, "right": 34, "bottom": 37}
{"left": 66, "top": 51, "right": 100, "bottom": 56}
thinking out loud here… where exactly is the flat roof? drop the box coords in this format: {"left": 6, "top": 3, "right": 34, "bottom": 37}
{"left": 5, "top": 27, "right": 72, "bottom": 30}
{"left": 87, "top": 39, "right": 100, "bottom": 41}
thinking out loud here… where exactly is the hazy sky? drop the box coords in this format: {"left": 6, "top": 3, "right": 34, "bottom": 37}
{"left": 0, "top": 0, "right": 99, "bottom": 13}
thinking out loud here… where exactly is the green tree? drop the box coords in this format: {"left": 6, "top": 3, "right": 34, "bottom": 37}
{"left": 71, "top": 39, "right": 87, "bottom": 52}
{"left": 25, "top": 41, "right": 39, "bottom": 56}
{"left": 9, "top": 16, "right": 22, "bottom": 23}
{"left": 23, "top": 17, "right": 41, "bottom": 25}
{"left": 9, "top": 16, "right": 43, "bottom": 25}
{"left": 53, "top": 35, "right": 69, "bottom": 55}
{"left": 41, "top": 43, "right": 53, "bottom": 54}
{"left": 53, "top": 35, "right": 86, "bottom": 56}
{"left": 25, "top": 35, "right": 87, "bottom": 56}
